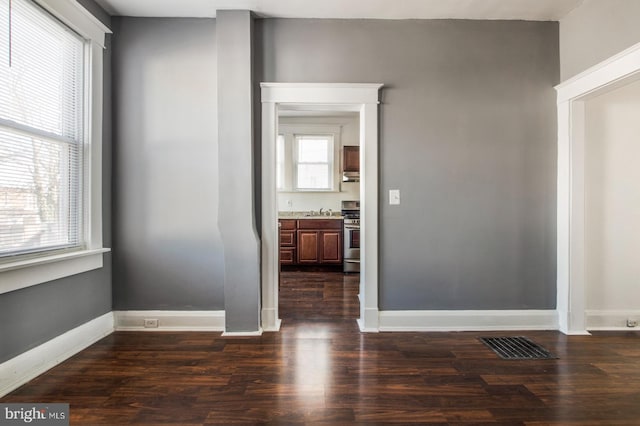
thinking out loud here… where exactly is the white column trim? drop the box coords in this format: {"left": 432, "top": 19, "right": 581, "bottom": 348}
{"left": 260, "top": 83, "right": 383, "bottom": 332}
{"left": 261, "top": 100, "right": 280, "bottom": 332}
{"left": 555, "top": 41, "right": 640, "bottom": 335}
{"left": 358, "top": 102, "right": 380, "bottom": 332}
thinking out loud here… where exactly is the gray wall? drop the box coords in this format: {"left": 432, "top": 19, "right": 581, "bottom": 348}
{"left": 112, "top": 17, "right": 225, "bottom": 310}
{"left": 0, "top": 0, "right": 112, "bottom": 363}
{"left": 258, "top": 19, "right": 558, "bottom": 310}
{"left": 560, "top": 0, "right": 640, "bottom": 81}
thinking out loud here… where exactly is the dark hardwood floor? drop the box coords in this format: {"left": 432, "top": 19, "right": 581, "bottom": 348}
{"left": 3, "top": 271, "right": 640, "bottom": 424}
{"left": 279, "top": 270, "right": 360, "bottom": 320}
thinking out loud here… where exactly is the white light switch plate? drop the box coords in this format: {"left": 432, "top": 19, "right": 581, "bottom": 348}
{"left": 389, "top": 189, "right": 400, "bottom": 205}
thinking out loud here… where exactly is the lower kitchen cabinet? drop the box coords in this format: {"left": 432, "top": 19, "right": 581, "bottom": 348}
{"left": 279, "top": 219, "right": 297, "bottom": 265}
{"left": 297, "top": 220, "right": 343, "bottom": 265}
{"left": 279, "top": 218, "right": 343, "bottom": 266}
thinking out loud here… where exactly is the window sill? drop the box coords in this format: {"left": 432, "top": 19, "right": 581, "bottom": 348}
{"left": 0, "top": 248, "right": 111, "bottom": 295}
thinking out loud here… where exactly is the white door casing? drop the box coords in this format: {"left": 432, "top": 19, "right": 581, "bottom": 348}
{"left": 555, "top": 42, "right": 640, "bottom": 335}
{"left": 260, "top": 83, "right": 383, "bottom": 332}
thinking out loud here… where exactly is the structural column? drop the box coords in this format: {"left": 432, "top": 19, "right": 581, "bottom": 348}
{"left": 217, "top": 10, "right": 260, "bottom": 333}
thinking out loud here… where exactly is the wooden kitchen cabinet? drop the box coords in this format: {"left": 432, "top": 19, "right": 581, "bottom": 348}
{"left": 343, "top": 146, "right": 360, "bottom": 172}
{"left": 297, "top": 219, "right": 343, "bottom": 265}
{"left": 279, "top": 218, "right": 343, "bottom": 265}
{"left": 279, "top": 219, "right": 297, "bottom": 265}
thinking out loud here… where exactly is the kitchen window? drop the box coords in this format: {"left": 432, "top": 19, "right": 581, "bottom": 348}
{"left": 276, "top": 124, "right": 341, "bottom": 193}
{"left": 294, "top": 135, "right": 334, "bottom": 191}
{"left": 0, "top": 0, "right": 110, "bottom": 294}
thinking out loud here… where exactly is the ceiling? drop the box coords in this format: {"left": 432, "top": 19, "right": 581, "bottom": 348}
{"left": 93, "top": 0, "right": 584, "bottom": 21}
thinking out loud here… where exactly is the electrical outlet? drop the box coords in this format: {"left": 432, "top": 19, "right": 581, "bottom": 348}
{"left": 144, "top": 318, "right": 159, "bottom": 328}
{"left": 286, "top": 199, "right": 293, "bottom": 209}
{"left": 626, "top": 318, "right": 638, "bottom": 328}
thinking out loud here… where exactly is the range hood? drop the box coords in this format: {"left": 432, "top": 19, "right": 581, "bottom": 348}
{"left": 342, "top": 171, "right": 360, "bottom": 182}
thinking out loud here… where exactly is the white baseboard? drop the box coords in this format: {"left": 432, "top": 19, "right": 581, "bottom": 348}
{"left": 222, "top": 329, "right": 263, "bottom": 337}
{"left": 378, "top": 309, "right": 558, "bottom": 332}
{"left": 586, "top": 310, "right": 640, "bottom": 330}
{"left": 114, "top": 310, "right": 225, "bottom": 331}
{"left": 0, "top": 312, "right": 114, "bottom": 398}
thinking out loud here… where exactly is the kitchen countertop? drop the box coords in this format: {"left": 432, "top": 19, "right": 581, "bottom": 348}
{"left": 279, "top": 212, "right": 343, "bottom": 220}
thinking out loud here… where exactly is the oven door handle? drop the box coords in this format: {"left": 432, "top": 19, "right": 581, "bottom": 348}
{"left": 344, "top": 226, "right": 360, "bottom": 230}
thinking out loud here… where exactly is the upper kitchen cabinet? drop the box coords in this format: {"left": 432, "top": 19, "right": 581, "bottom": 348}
{"left": 343, "top": 146, "right": 360, "bottom": 172}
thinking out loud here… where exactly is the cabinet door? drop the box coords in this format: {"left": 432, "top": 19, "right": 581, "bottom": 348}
{"left": 320, "top": 231, "right": 342, "bottom": 264}
{"left": 343, "top": 146, "right": 360, "bottom": 172}
{"left": 297, "top": 231, "right": 319, "bottom": 263}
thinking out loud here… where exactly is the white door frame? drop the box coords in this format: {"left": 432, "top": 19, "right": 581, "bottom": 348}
{"left": 260, "top": 83, "right": 383, "bottom": 332}
{"left": 556, "top": 42, "right": 640, "bottom": 335}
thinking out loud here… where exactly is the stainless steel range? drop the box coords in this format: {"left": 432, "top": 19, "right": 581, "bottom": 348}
{"left": 341, "top": 200, "right": 360, "bottom": 273}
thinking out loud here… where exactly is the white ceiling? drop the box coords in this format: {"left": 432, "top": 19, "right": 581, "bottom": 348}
{"left": 93, "top": 0, "right": 584, "bottom": 21}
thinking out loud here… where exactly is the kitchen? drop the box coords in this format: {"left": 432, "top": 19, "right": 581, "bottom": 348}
{"left": 276, "top": 108, "right": 361, "bottom": 319}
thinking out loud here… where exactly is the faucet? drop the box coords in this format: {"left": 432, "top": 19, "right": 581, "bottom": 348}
{"left": 319, "top": 208, "right": 324, "bottom": 215}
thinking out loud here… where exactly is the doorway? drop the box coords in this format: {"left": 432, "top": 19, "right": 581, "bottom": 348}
{"left": 555, "top": 42, "right": 640, "bottom": 335}
{"left": 260, "top": 83, "right": 383, "bottom": 332}
{"left": 276, "top": 107, "right": 361, "bottom": 321}
{"left": 583, "top": 79, "right": 640, "bottom": 330}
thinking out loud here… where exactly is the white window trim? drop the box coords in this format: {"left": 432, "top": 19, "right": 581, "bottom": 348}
{"left": 0, "top": 0, "right": 111, "bottom": 295}
{"left": 277, "top": 124, "right": 342, "bottom": 193}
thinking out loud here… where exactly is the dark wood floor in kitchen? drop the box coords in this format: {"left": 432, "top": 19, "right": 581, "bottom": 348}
{"left": 3, "top": 271, "right": 640, "bottom": 425}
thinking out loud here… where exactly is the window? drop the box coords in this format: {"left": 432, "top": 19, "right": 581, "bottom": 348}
{"left": 294, "top": 135, "right": 334, "bottom": 191}
{"left": 276, "top": 124, "right": 340, "bottom": 192}
{"left": 0, "top": 0, "right": 84, "bottom": 257}
{"left": 0, "top": 0, "right": 109, "bottom": 294}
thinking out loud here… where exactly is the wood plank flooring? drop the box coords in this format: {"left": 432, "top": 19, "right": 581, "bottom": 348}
{"left": 279, "top": 270, "right": 360, "bottom": 320}
{"left": 3, "top": 271, "right": 640, "bottom": 424}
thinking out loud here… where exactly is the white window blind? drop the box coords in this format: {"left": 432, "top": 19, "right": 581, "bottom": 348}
{"left": 294, "top": 135, "right": 333, "bottom": 190}
{"left": 0, "top": 0, "right": 85, "bottom": 257}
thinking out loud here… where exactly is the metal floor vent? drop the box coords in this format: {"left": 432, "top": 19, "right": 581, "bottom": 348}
{"left": 479, "top": 336, "right": 556, "bottom": 360}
